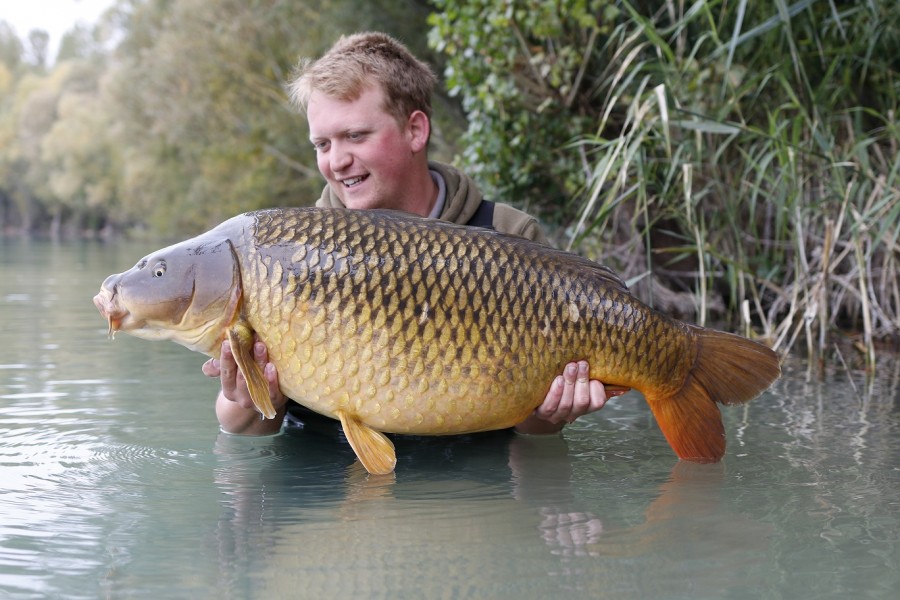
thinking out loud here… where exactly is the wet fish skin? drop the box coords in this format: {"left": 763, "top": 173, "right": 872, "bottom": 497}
{"left": 94, "top": 207, "right": 781, "bottom": 474}
{"left": 242, "top": 209, "right": 685, "bottom": 426}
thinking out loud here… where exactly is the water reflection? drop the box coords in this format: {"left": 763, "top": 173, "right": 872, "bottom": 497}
{"left": 205, "top": 422, "right": 775, "bottom": 599}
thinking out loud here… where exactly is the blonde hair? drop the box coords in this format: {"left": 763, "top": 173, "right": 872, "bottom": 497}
{"left": 287, "top": 32, "right": 436, "bottom": 126}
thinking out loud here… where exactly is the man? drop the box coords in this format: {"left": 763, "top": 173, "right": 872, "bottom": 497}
{"left": 203, "top": 32, "right": 626, "bottom": 437}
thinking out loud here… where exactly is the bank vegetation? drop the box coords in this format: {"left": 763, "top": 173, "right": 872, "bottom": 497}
{"left": 1, "top": 0, "right": 897, "bottom": 363}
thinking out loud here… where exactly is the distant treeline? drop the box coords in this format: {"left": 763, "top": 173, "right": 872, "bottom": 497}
{"left": 1, "top": 0, "right": 897, "bottom": 359}
{"left": 0, "top": 0, "right": 446, "bottom": 237}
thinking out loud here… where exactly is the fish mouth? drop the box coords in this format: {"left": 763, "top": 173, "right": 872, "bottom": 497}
{"left": 93, "top": 291, "right": 128, "bottom": 339}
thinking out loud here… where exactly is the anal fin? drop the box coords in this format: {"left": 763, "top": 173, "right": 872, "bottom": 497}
{"left": 337, "top": 410, "right": 397, "bottom": 475}
{"left": 227, "top": 321, "right": 276, "bottom": 419}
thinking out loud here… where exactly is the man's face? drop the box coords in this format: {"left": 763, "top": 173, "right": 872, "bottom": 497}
{"left": 307, "top": 85, "right": 419, "bottom": 211}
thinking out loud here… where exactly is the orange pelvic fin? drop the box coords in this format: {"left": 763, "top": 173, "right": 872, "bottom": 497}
{"left": 337, "top": 410, "right": 397, "bottom": 475}
{"left": 645, "top": 327, "right": 781, "bottom": 462}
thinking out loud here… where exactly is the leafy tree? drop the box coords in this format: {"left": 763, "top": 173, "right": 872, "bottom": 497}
{"left": 40, "top": 62, "right": 119, "bottom": 234}
{"left": 0, "top": 15, "right": 119, "bottom": 235}
{"left": 428, "top": 0, "right": 623, "bottom": 222}
{"left": 0, "top": 0, "right": 449, "bottom": 236}
{"left": 0, "top": 71, "right": 57, "bottom": 231}
{"left": 104, "top": 0, "right": 445, "bottom": 233}
{"left": 57, "top": 24, "right": 105, "bottom": 63}
{"left": 105, "top": 0, "right": 321, "bottom": 231}
{"left": 0, "top": 21, "right": 23, "bottom": 71}
{"left": 25, "top": 30, "right": 50, "bottom": 69}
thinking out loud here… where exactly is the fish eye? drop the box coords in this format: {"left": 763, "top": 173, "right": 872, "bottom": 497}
{"left": 152, "top": 261, "right": 167, "bottom": 278}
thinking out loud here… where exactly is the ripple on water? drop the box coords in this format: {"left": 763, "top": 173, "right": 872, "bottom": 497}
{"left": 1, "top": 403, "right": 214, "bottom": 513}
{"left": 0, "top": 406, "right": 228, "bottom": 600}
{"left": 0, "top": 415, "right": 114, "bottom": 593}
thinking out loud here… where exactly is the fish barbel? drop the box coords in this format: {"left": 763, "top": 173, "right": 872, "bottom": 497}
{"left": 93, "top": 208, "right": 781, "bottom": 474}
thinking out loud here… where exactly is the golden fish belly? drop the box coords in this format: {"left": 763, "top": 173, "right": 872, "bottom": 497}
{"left": 237, "top": 209, "right": 694, "bottom": 435}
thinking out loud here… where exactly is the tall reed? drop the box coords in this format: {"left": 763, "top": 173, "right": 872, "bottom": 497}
{"left": 569, "top": 0, "right": 899, "bottom": 366}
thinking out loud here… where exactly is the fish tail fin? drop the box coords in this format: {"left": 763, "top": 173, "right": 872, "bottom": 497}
{"left": 644, "top": 327, "right": 781, "bottom": 462}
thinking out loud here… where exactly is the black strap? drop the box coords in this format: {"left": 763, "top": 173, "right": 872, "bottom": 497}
{"left": 465, "top": 200, "right": 495, "bottom": 229}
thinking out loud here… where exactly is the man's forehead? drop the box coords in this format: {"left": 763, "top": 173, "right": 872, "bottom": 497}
{"left": 308, "top": 84, "right": 387, "bottom": 109}
{"left": 307, "top": 86, "right": 395, "bottom": 136}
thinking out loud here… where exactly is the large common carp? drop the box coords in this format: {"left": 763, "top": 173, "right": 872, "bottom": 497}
{"left": 93, "top": 208, "right": 781, "bottom": 474}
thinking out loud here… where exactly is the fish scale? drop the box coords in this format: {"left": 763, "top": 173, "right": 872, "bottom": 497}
{"left": 242, "top": 209, "right": 682, "bottom": 432}
{"left": 94, "top": 207, "right": 781, "bottom": 474}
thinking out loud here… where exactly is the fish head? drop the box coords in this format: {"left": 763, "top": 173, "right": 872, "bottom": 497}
{"left": 93, "top": 235, "right": 242, "bottom": 356}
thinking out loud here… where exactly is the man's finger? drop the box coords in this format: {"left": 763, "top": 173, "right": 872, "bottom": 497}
{"left": 572, "top": 361, "right": 591, "bottom": 408}
{"left": 201, "top": 358, "right": 220, "bottom": 377}
{"left": 589, "top": 381, "right": 608, "bottom": 411}
{"left": 253, "top": 342, "right": 267, "bottom": 366}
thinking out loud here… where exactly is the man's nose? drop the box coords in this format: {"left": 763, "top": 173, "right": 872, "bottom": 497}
{"left": 329, "top": 143, "right": 352, "bottom": 173}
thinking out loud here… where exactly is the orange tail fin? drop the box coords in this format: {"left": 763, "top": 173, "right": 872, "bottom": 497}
{"left": 644, "top": 327, "right": 781, "bottom": 462}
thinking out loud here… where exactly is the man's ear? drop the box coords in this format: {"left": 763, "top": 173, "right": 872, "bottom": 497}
{"left": 407, "top": 110, "right": 430, "bottom": 153}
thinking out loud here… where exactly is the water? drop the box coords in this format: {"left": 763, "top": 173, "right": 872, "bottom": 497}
{"left": 1, "top": 238, "right": 898, "bottom": 599}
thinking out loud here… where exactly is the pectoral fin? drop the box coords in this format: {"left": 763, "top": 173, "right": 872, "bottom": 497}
{"left": 227, "top": 321, "right": 276, "bottom": 419}
{"left": 337, "top": 410, "right": 397, "bottom": 475}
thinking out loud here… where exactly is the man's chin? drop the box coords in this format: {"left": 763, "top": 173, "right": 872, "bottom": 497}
{"left": 340, "top": 193, "right": 388, "bottom": 211}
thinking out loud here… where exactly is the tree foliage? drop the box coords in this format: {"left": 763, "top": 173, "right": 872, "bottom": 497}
{"left": 429, "top": 0, "right": 623, "bottom": 221}
{"left": 0, "top": 21, "right": 23, "bottom": 71}
{"left": 0, "top": 0, "right": 439, "bottom": 236}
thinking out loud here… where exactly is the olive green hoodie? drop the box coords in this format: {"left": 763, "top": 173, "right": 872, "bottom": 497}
{"left": 315, "top": 161, "right": 549, "bottom": 245}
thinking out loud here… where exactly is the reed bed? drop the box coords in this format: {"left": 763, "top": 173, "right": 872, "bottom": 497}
{"left": 566, "top": 0, "right": 898, "bottom": 367}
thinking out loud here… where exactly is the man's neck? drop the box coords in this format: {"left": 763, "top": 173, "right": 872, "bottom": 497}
{"left": 403, "top": 163, "right": 440, "bottom": 217}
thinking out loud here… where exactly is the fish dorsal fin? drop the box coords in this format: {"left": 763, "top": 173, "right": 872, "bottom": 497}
{"left": 561, "top": 256, "right": 630, "bottom": 294}
{"left": 592, "top": 263, "right": 630, "bottom": 294}
{"left": 337, "top": 410, "right": 397, "bottom": 475}
{"left": 227, "top": 320, "right": 277, "bottom": 419}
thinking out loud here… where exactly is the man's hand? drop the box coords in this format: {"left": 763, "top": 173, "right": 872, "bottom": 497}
{"left": 202, "top": 340, "right": 287, "bottom": 435}
{"left": 514, "top": 360, "right": 629, "bottom": 435}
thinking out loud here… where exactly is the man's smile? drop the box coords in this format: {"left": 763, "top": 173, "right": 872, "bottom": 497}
{"left": 341, "top": 175, "right": 368, "bottom": 187}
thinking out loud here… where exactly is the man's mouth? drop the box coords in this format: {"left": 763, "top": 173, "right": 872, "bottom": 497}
{"left": 341, "top": 175, "right": 367, "bottom": 188}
